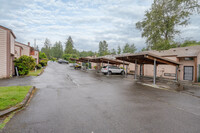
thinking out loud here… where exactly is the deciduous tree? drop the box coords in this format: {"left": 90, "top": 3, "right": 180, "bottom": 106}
{"left": 136, "top": 0, "right": 200, "bottom": 50}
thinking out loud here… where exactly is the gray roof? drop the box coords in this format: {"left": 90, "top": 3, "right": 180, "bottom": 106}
{"left": 147, "top": 45, "right": 200, "bottom": 57}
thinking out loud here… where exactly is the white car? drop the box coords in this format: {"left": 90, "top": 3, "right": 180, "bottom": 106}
{"left": 101, "top": 66, "right": 125, "bottom": 75}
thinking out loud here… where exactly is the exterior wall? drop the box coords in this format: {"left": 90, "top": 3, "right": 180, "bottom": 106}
{"left": 14, "top": 45, "right": 22, "bottom": 59}
{"left": 31, "top": 50, "right": 39, "bottom": 64}
{"left": 15, "top": 42, "right": 30, "bottom": 56}
{"left": 0, "top": 28, "right": 8, "bottom": 78}
{"left": 178, "top": 57, "right": 196, "bottom": 81}
{"left": 10, "top": 34, "right": 15, "bottom": 55}
{"left": 197, "top": 53, "right": 200, "bottom": 82}
{"left": 126, "top": 56, "right": 197, "bottom": 82}
{"left": 10, "top": 33, "right": 15, "bottom": 76}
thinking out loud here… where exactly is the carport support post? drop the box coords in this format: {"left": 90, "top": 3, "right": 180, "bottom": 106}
{"left": 135, "top": 60, "right": 137, "bottom": 79}
{"left": 153, "top": 59, "right": 157, "bottom": 85}
{"left": 176, "top": 65, "right": 179, "bottom": 82}
{"left": 123, "top": 60, "right": 125, "bottom": 70}
{"left": 88, "top": 59, "right": 89, "bottom": 70}
{"left": 108, "top": 61, "right": 110, "bottom": 76}
{"left": 126, "top": 65, "right": 128, "bottom": 77}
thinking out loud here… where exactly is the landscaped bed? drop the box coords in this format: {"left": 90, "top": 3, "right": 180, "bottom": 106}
{"left": 27, "top": 68, "right": 43, "bottom": 76}
{"left": 0, "top": 86, "right": 31, "bottom": 111}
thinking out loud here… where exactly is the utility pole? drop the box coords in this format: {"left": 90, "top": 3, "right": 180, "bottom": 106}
{"left": 34, "top": 39, "right": 36, "bottom": 49}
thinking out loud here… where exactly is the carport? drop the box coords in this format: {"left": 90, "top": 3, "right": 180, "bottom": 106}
{"left": 116, "top": 52, "right": 181, "bottom": 84}
{"left": 89, "top": 57, "right": 130, "bottom": 74}
{"left": 70, "top": 57, "right": 92, "bottom": 70}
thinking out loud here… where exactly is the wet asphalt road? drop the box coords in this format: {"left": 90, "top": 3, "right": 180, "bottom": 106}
{"left": 0, "top": 62, "right": 200, "bottom": 133}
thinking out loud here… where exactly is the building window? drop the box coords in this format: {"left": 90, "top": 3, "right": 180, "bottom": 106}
{"left": 184, "top": 57, "right": 193, "bottom": 61}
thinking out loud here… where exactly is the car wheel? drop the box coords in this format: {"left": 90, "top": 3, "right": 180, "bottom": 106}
{"left": 108, "top": 71, "right": 112, "bottom": 75}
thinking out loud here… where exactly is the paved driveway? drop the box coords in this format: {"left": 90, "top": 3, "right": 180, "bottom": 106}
{"left": 1, "top": 62, "right": 200, "bottom": 133}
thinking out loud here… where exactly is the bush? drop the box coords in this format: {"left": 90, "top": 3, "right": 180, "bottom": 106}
{"left": 14, "top": 55, "right": 36, "bottom": 76}
{"left": 39, "top": 59, "right": 48, "bottom": 67}
{"left": 120, "top": 66, "right": 124, "bottom": 69}
{"left": 94, "top": 66, "right": 97, "bottom": 69}
{"left": 39, "top": 52, "right": 47, "bottom": 59}
{"left": 36, "top": 64, "right": 42, "bottom": 69}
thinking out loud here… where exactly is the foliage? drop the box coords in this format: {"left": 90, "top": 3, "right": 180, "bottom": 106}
{"left": 50, "top": 57, "right": 57, "bottom": 61}
{"left": 39, "top": 52, "right": 47, "bottom": 59}
{"left": 123, "top": 43, "right": 137, "bottom": 53}
{"left": 94, "top": 66, "right": 97, "bottom": 69}
{"left": 36, "top": 64, "right": 42, "bottom": 69}
{"left": 111, "top": 48, "right": 116, "bottom": 55}
{"left": 51, "top": 41, "right": 63, "bottom": 59}
{"left": 39, "top": 59, "right": 48, "bottom": 67}
{"left": 120, "top": 66, "right": 124, "bottom": 69}
{"left": 136, "top": 0, "right": 200, "bottom": 50}
{"left": 63, "top": 54, "right": 72, "bottom": 61}
{"left": 41, "top": 38, "right": 51, "bottom": 59}
{"left": 78, "top": 51, "right": 96, "bottom": 57}
{"left": 99, "top": 40, "right": 109, "bottom": 56}
{"left": 180, "top": 40, "right": 200, "bottom": 47}
{"left": 14, "top": 55, "right": 36, "bottom": 76}
{"left": 0, "top": 86, "right": 31, "bottom": 110}
{"left": 117, "top": 45, "right": 121, "bottom": 54}
{"left": 64, "top": 36, "right": 74, "bottom": 54}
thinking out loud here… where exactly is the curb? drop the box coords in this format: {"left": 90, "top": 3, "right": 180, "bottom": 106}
{"left": 37, "top": 69, "right": 44, "bottom": 76}
{"left": 0, "top": 86, "right": 36, "bottom": 118}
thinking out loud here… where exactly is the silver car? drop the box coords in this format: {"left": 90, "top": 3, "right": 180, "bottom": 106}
{"left": 101, "top": 66, "right": 125, "bottom": 75}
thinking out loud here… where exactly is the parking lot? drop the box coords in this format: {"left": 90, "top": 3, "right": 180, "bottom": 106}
{"left": 1, "top": 62, "right": 200, "bottom": 133}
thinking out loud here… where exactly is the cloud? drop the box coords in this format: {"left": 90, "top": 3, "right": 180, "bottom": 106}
{"left": 0, "top": 0, "right": 199, "bottom": 51}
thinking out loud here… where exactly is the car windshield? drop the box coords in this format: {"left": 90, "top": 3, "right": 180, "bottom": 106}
{"left": 103, "top": 66, "right": 107, "bottom": 68}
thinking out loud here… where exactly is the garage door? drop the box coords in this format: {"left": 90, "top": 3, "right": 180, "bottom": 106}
{"left": 184, "top": 66, "right": 193, "bottom": 81}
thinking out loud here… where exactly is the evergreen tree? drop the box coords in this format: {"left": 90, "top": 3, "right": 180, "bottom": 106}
{"left": 51, "top": 41, "right": 63, "bottom": 59}
{"left": 123, "top": 43, "right": 137, "bottom": 53}
{"left": 117, "top": 45, "right": 121, "bottom": 54}
{"left": 41, "top": 38, "right": 51, "bottom": 59}
{"left": 98, "top": 40, "right": 108, "bottom": 56}
{"left": 64, "top": 36, "right": 74, "bottom": 54}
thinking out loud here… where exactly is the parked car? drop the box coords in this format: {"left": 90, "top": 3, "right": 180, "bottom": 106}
{"left": 58, "top": 59, "right": 69, "bottom": 64}
{"left": 101, "top": 66, "right": 125, "bottom": 75}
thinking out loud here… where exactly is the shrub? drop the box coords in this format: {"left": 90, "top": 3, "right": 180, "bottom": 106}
{"left": 39, "top": 52, "right": 47, "bottom": 59}
{"left": 39, "top": 59, "right": 48, "bottom": 67}
{"left": 14, "top": 55, "right": 36, "bottom": 76}
{"left": 94, "top": 66, "right": 97, "bottom": 69}
{"left": 120, "top": 67, "right": 124, "bottom": 69}
{"left": 36, "top": 64, "right": 42, "bottom": 69}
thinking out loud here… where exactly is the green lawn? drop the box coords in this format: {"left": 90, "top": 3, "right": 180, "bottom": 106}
{"left": 0, "top": 86, "right": 31, "bottom": 111}
{"left": 27, "top": 68, "right": 43, "bottom": 76}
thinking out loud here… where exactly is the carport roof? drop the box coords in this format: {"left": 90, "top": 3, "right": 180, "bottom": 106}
{"left": 70, "top": 57, "right": 92, "bottom": 63}
{"left": 89, "top": 57, "right": 129, "bottom": 65}
{"left": 116, "top": 52, "right": 181, "bottom": 66}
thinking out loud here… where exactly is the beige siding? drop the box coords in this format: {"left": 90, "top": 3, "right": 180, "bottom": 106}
{"left": 31, "top": 51, "right": 39, "bottom": 64}
{"left": 0, "top": 28, "right": 8, "bottom": 78}
{"left": 10, "top": 34, "right": 15, "bottom": 55}
{"left": 15, "top": 42, "right": 30, "bottom": 56}
{"left": 14, "top": 46, "right": 21, "bottom": 59}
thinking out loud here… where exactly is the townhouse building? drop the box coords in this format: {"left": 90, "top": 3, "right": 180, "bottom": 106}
{"left": 0, "top": 25, "right": 39, "bottom": 78}
{"left": 0, "top": 26, "right": 16, "bottom": 78}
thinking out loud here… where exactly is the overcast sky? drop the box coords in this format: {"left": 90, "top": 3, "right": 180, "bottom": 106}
{"left": 0, "top": 0, "right": 200, "bottom": 52}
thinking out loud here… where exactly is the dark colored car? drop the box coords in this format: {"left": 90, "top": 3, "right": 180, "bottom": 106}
{"left": 58, "top": 59, "right": 69, "bottom": 64}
